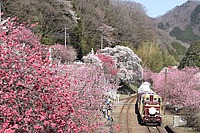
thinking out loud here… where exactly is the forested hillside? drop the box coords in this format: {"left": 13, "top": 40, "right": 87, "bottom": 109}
{"left": 0, "top": 1, "right": 175, "bottom": 55}
{"left": 2, "top": 0, "right": 198, "bottom": 71}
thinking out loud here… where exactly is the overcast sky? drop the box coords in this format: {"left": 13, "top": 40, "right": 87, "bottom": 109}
{"left": 132, "top": 0, "right": 189, "bottom": 18}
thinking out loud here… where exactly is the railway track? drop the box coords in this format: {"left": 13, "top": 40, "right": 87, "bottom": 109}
{"left": 118, "top": 95, "right": 136, "bottom": 133}
{"left": 115, "top": 95, "right": 168, "bottom": 133}
{"left": 147, "top": 126, "right": 162, "bottom": 133}
{"left": 146, "top": 123, "right": 168, "bottom": 133}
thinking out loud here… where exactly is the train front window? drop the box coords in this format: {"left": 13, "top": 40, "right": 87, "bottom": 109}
{"left": 142, "top": 98, "right": 145, "bottom": 103}
{"left": 158, "top": 98, "right": 161, "bottom": 103}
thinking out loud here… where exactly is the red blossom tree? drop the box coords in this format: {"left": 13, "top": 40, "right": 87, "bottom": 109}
{"left": 0, "top": 17, "right": 118, "bottom": 132}
{"left": 96, "top": 54, "right": 119, "bottom": 76}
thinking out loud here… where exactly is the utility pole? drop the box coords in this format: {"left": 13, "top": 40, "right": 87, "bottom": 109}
{"left": 0, "top": 2, "right": 2, "bottom": 24}
{"left": 49, "top": 47, "right": 52, "bottom": 61}
{"left": 65, "top": 25, "right": 67, "bottom": 48}
{"left": 64, "top": 25, "right": 70, "bottom": 48}
{"left": 163, "top": 68, "right": 168, "bottom": 115}
{"left": 101, "top": 35, "right": 103, "bottom": 49}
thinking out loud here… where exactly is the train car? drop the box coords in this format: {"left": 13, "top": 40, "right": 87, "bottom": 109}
{"left": 136, "top": 82, "right": 162, "bottom": 125}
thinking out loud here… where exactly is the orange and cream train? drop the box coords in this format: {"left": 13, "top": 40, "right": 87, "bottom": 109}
{"left": 136, "top": 82, "right": 162, "bottom": 126}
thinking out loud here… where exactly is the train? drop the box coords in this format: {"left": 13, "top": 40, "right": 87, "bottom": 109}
{"left": 136, "top": 82, "right": 162, "bottom": 126}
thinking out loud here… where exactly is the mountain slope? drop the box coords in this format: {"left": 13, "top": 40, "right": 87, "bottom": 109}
{"left": 154, "top": 0, "right": 200, "bottom": 44}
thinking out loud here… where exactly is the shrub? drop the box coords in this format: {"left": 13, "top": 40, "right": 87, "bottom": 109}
{"left": 50, "top": 44, "right": 77, "bottom": 63}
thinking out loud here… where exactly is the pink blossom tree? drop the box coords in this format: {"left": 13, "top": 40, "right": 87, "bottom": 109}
{"left": 143, "top": 67, "right": 200, "bottom": 108}
{"left": 0, "top": 17, "right": 119, "bottom": 132}
{"left": 50, "top": 44, "right": 77, "bottom": 63}
{"left": 56, "top": 64, "right": 119, "bottom": 130}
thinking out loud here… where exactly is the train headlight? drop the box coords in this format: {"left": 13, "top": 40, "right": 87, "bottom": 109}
{"left": 149, "top": 107, "right": 156, "bottom": 115}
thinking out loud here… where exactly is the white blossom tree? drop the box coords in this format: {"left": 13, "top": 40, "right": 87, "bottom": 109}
{"left": 83, "top": 46, "right": 143, "bottom": 83}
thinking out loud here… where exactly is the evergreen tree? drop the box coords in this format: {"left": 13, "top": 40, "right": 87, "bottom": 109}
{"left": 179, "top": 41, "right": 200, "bottom": 69}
